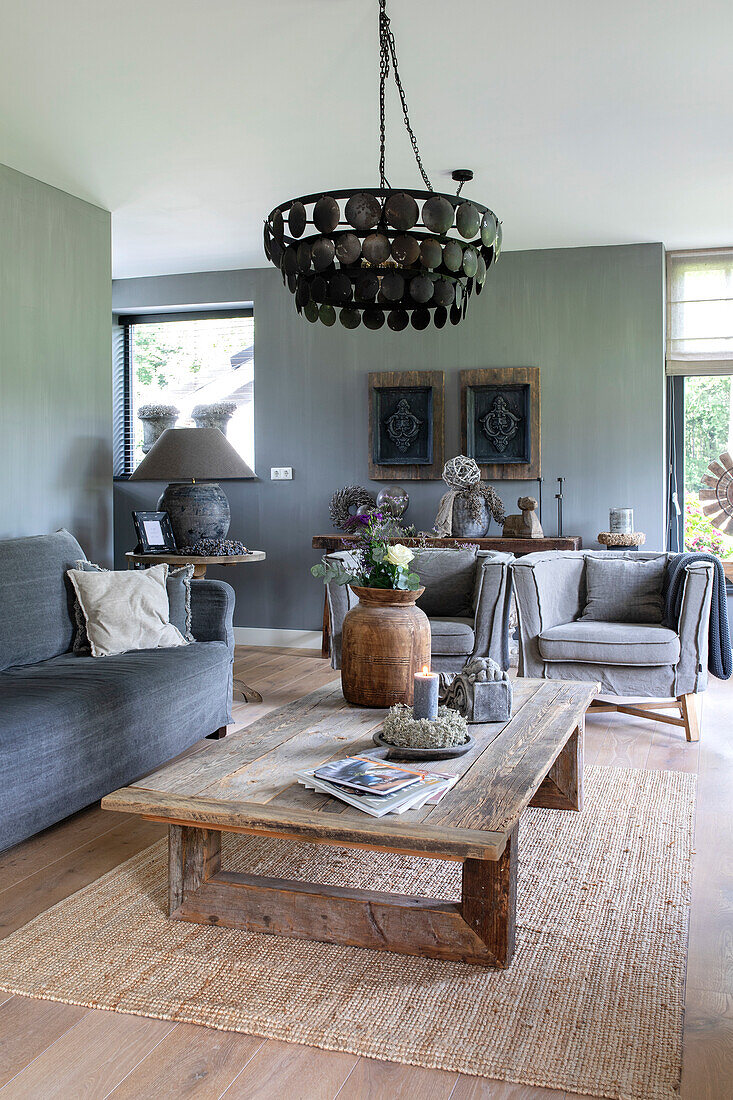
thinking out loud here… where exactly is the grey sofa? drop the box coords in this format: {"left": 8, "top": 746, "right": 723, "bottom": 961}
{"left": 0, "top": 530, "right": 235, "bottom": 852}
{"left": 511, "top": 549, "right": 715, "bottom": 741}
{"left": 325, "top": 548, "right": 514, "bottom": 673}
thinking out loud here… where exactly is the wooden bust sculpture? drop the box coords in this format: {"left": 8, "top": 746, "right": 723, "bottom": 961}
{"left": 502, "top": 496, "right": 544, "bottom": 539}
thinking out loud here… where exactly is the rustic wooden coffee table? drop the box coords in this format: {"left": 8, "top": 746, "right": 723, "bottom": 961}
{"left": 103, "top": 677, "right": 596, "bottom": 969}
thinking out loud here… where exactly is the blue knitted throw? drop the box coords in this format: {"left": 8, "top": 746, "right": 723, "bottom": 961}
{"left": 665, "top": 552, "right": 732, "bottom": 680}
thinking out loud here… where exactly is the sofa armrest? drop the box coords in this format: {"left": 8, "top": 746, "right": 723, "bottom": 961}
{"left": 472, "top": 553, "right": 514, "bottom": 669}
{"left": 511, "top": 553, "right": 587, "bottom": 676}
{"left": 675, "top": 560, "right": 715, "bottom": 695}
{"left": 190, "top": 579, "right": 235, "bottom": 655}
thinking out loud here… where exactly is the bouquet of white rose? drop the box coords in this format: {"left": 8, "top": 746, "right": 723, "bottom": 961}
{"left": 311, "top": 511, "right": 421, "bottom": 591}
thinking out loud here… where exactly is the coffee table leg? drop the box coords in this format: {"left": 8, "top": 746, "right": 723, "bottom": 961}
{"left": 461, "top": 825, "right": 518, "bottom": 969}
{"left": 166, "top": 822, "right": 517, "bottom": 967}
{"left": 530, "top": 721, "right": 584, "bottom": 812}
{"left": 169, "top": 825, "right": 221, "bottom": 916}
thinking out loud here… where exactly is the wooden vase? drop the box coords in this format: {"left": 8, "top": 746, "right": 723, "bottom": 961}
{"left": 341, "top": 586, "right": 431, "bottom": 708}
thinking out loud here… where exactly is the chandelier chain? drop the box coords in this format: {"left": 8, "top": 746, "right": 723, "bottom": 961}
{"left": 378, "top": 2, "right": 390, "bottom": 189}
{"left": 378, "top": 0, "right": 433, "bottom": 193}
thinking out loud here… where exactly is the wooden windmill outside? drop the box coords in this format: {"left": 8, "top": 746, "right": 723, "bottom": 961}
{"left": 699, "top": 449, "right": 733, "bottom": 579}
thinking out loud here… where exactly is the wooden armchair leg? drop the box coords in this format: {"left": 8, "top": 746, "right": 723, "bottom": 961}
{"left": 678, "top": 694, "right": 700, "bottom": 743}
{"left": 207, "top": 726, "right": 227, "bottom": 740}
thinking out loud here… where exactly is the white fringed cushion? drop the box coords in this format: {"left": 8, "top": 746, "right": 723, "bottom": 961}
{"left": 68, "top": 564, "right": 188, "bottom": 657}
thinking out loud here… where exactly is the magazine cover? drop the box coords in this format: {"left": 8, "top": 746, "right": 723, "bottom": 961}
{"left": 314, "top": 756, "right": 422, "bottom": 795}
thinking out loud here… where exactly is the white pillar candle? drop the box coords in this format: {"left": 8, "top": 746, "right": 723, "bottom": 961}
{"left": 413, "top": 665, "right": 439, "bottom": 720}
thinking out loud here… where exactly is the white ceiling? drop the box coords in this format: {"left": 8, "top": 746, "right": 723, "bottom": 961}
{"left": 2, "top": 0, "right": 732, "bottom": 279}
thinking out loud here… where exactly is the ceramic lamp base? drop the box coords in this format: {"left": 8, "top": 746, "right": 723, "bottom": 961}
{"left": 158, "top": 482, "right": 231, "bottom": 548}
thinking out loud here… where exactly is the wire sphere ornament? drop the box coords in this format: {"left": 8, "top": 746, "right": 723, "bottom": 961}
{"left": 434, "top": 455, "right": 506, "bottom": 535}
{"left": 442, "top": 455, "right": 482, "bottom": 490}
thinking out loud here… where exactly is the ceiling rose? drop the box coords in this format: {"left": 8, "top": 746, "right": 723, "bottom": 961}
{"left": 263, "top": 0, "right": 502, "bottom": 331}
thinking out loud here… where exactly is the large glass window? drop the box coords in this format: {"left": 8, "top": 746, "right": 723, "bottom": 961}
{"left": 682, "top": 375, "right": 733, "bottom": 559}
{"left": 115, "top": 311, "right": 254, "bottom": 475}
{"left": 667, "top": 250, "right": 733, "bottom": 566}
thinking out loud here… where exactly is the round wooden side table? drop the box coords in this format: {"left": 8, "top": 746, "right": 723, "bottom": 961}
{"left": 125, "top": 550, "right": 266, "bottom": 703}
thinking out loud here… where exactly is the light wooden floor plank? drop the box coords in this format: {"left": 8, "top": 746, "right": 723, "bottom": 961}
{"left": 0, "top": 805, "right": 135, "bottom": 894}
{"left": 0, "top": 817, "right": 165, "bottom": 937}
{"left": 680, "top": 988, "right": 733, "bottom": 1100}
{"left": 450, "top": 1078, "right": 566, "bottom": 1098}
{"left": 335, "top": 1056, "right": 457, "bottom": 1098}
{"left": 106, "top": 1021, "right": 265, "bottom": 1099}
{"left": 0, "top": 996, "right": 87, "bottom": 1089}
{"left": 0, "top": 1011, "right": 174, "bottom": 1098}
{"left": 587, "top": 710, "right": 653, "bottom": 769}
{"left": 221, "top": 1039, "right": 357, "bottom": 1100}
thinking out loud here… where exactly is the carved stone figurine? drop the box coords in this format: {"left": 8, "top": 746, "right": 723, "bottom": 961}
{"left": 439, "top": 657, "right": 512, "bottom": 723}
{"left": 502, "top": 496, "right": 544, "bottom": 539}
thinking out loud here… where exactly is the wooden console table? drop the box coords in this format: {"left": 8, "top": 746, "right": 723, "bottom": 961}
{"left": 312, "top": 534, "right": 582, "bottom": 659}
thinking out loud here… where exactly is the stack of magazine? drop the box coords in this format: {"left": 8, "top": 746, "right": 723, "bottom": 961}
{"left": 295, "top": 754, "right": 458, "bottom": 818}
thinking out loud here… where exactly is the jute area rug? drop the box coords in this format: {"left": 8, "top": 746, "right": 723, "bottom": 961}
{"left": 0, "top": 766, "right": 694, "bottom": 1100}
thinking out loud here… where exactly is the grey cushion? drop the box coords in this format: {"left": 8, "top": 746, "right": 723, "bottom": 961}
{"left": 73, "top": 561, "right": 195, "bottom": 653}
{"left": 429, "top": 617, "right": 475, "bottom": 656}
{"left": 580, "top": 556, "right": 667, "bottom": 624}
{"left": 539, "top": 620, "right": 680, "bottom": 666}
{"left": 413, "top": 549, "right": 478, "bottom": 617}
{"left": 0, "top": 642, "right": 232, "bottom": 852}
{"left": 0, "top": 530, "right": 85, "bottom": 672}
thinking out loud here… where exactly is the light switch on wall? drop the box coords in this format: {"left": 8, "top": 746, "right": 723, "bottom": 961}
{"left": 270, "top": 467, "right": 293, "bottom": 480}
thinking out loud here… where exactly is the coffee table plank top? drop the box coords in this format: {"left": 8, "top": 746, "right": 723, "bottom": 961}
{"left": 104, "top": 677, "right": 596, "bottom": 860}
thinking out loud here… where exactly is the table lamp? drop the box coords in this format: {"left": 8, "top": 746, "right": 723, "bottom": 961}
{"left": 130, "top": 427, "right": 255, "bottom": 547}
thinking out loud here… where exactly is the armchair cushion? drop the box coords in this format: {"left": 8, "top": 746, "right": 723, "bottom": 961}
{"left": 429, "top": 617, "right": 475, "bottom": 656}
{"left": 580, "top": 556, "right": 666, "bottom": 624}
{"left": 413, "top": 549, "right": 478, "bottom": 617}
{"left": 539, "top": 620, "right": 680, "bottom": 666}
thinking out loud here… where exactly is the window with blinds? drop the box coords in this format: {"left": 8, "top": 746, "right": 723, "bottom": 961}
{"left": 114, "top": 309, "right": 254, "bottom": 477}
{"left": 667, "top": 248, "right": 733, "bottom": 375}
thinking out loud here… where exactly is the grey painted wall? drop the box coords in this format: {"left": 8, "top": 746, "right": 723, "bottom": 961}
{"left": 0, "top": 163, "right": 113, "bottom": 563}
{"left": 113, "top": 242, "right": 666, "bottom": 630}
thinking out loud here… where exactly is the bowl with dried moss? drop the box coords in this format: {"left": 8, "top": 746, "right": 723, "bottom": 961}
{"left": 374, "top": 704, "right": 473, "bottom": 760}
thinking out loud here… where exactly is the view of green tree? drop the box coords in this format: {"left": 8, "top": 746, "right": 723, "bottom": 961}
{"left": 132, "top": 325, "right": 202, "bottom": 388}
{"left": 684, "top": 375, "right": 731, "bottom": 492}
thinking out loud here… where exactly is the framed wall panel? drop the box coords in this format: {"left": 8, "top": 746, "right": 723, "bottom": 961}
{"left": 461, "top": 367, "right": 541, "bottom": 480}
{"left": 369, "top": 370, "right": 445, "bottom": 480}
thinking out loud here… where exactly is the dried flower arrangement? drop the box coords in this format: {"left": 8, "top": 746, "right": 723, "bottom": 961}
{"left": 381, "top": 703, "right": 469, "bottom": 749}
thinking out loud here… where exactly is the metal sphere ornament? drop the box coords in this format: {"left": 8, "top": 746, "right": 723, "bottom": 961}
{"left": 263, "top": 0, "right": 501, "bottom": 331}
{"left": 376, "top": 485, "right": 409, "bottom": 518}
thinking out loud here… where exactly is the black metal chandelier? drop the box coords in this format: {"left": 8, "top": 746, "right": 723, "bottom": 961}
{"left": 263, "top": 0, "right": 502, "bottom": 331}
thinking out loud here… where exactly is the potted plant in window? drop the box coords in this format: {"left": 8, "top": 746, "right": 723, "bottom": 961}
{"left": 312, "top": 512, "right": 430, "bottom": 707}
{"left": 137, "top": 404, "right": 179, "bottom": 454}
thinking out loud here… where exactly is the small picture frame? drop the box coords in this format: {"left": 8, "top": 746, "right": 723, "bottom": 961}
{"left": 132, "top": 511, "right": 177, "bottom": 553}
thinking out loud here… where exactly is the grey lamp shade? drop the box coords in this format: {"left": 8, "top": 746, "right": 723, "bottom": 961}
{"left": 130, "top": 428, "right": 256, "bottom": 482}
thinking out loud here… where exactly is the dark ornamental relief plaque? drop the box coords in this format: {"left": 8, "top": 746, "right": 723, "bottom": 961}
{"left": 460, "top": 368, "right": 541, "bottom": 480}
{"left": 369, "top": 371, "right": 445, "bottom": 480}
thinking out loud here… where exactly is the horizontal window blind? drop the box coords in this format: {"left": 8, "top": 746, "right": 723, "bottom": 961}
{"left": 114, "top": 309, "right": 255, "bottom": 477}
{"left": 667, "top": 248, "right": 733, "bottom": 375}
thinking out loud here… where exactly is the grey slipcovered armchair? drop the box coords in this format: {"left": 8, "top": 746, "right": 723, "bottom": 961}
{"left": 511, "top": 549, "right": 715, "bottom": 742}
{"left": 324, "top": 548, "right": 514, "bottom": 673}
